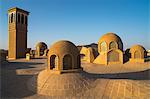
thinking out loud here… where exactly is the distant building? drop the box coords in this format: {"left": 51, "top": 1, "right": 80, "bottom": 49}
{"left": 77, "top": 43, "right": 98, "bottom": 52}
{"left": 35, "top": 42, "right": 47, "bottom": 57}
{"left": 147, "top": 50, "right": 150, "bottom": 56}
{"left": 0, "top": 49, "right": 7, "bottom": 63}
{"left": 80, "top": 47, "right": 97, "bottom": 63}
{"left": 8, "top": 7, "right": 29, "bottom": 59}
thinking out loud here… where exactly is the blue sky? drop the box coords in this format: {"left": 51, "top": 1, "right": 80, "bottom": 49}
{"left": 0, "top": 0, "right": 149, "bottom": 50}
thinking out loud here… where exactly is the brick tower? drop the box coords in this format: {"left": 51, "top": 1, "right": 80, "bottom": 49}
{"left": 8, "top": 7, "right": 29, "bottom": 59}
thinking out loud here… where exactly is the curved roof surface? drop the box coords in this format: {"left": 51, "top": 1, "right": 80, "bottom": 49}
{"left": 130, "top": 45, "right": 146, "bottom": 52}
{"left": 99, "top": 33, "right": 122, "bottom": 44}
{"left": 48, "top": 40, "right": 79, "bottom": 55}
{"left": 36, "top": 42, "right": 47, "bottom": 48}
{"left": 28, "top": 70, "right": 94, "bottom": 96}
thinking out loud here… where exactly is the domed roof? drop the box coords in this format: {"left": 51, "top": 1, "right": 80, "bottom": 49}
{"left": 48, "top": 40, "right": 79, "bottom": 56}
{"left": 36, "top": 42, "right": 47, "bottom": 48}
{"left": 98, "top": 33, "right": 123, "bottom": 52}
{"left": 130, "top": 45, "right": 146, "bottom": 52}
{"left": 28, "top": 70, "right": 94, "bottom": 96}
{"left": 99, "top": 33, "right": 122, "bottom": 44}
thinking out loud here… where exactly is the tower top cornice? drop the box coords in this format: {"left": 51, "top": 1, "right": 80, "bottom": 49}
{"left": 8, "top": 7, "right": 29, "bottom": 14}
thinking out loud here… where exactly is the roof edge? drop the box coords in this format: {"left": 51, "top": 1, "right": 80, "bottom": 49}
{"left": 8, "top": 7, "right": 29, "bottom": 14}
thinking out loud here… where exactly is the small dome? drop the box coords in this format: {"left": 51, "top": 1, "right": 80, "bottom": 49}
{"left": 130, "top": 45, "right": 146, "bottom": 52}
{"left": 129, "top": 45, "right": 146, "bottom": 61}
{"left": 36, "top": 42, "right": 47, "bottom": 49}
{"left": 35, "top": 42, "right": 48, "bottom": 56}
{"left": 98, "top": 33, "right": 123, "bottom": 52}
{"left": 48, "top": 40, "right": 79, "bottom": 57}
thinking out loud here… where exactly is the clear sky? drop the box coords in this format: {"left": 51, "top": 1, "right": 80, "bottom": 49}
{"left": 0, "top": 0, "right": 149, "bottom": 50}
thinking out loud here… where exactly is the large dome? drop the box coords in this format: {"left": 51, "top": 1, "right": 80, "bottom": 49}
{"left": 28, "top": 70, "right": 94, "bottom": 96}
{"left": 98, "top": 33, "right": 123, "bottom": 53}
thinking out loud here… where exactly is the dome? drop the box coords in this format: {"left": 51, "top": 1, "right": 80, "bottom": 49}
{"left": 99, "top": 33, "right": 122, "bottom": 43}
{"left": 28, "top": 70, "right": 94, "bottom": 96}
{"left": 36, "top": 42, "right": 47, "bottom": 49}
{"left": 48, "top": 40, "right": 79, "bottom": 56}
{"left": 130, "top": 45, "right": 146, "bottom": 52}
{"left": 48, "top": 40, "right": 81, "bottom": 73}
{"left": 35, "top": 42, "right": 47, "bottom": 56}
{"left": 129, "top": 45, "right": 146, "bottom": 62}
{"left": 98, "top": 33, "right": 123, "bottom": 53}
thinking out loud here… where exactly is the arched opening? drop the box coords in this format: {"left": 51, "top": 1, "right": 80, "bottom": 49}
{"left": 109, "top": 41, "right": 117, "bottom": 49}
{"left": 18, "top": 13, "right": 20, "bottom": 23}
{"left": 21, "top": 14, "right": 24, "bottom": 24}
{"left": 50, "top": 55, "right": 58, "bottom": 69}
{"left": 9, "top": 15, "right": 11, "bottom": 23}
{"left": 11, "top": 13, "right": 13, "bottom": 23}
{"left": 100, "top": 41, "right": 107, "bottom": 52}
{"left": 25, "top": 16, "right": 27, "bottom": 24}
{"left": 40, "top": 50, "right": 44, "bottom": 56}
{"left": 108, "top": 50, "right": 119, "bottom": 62}
{"left": 134, "top": 51, "right": 141, "bottom": 59}
{"left": 40, "top": 47, "right": 45, "bottom": 56}
{"left": 63, "top": 54, "right": 72, "bottom": 70}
